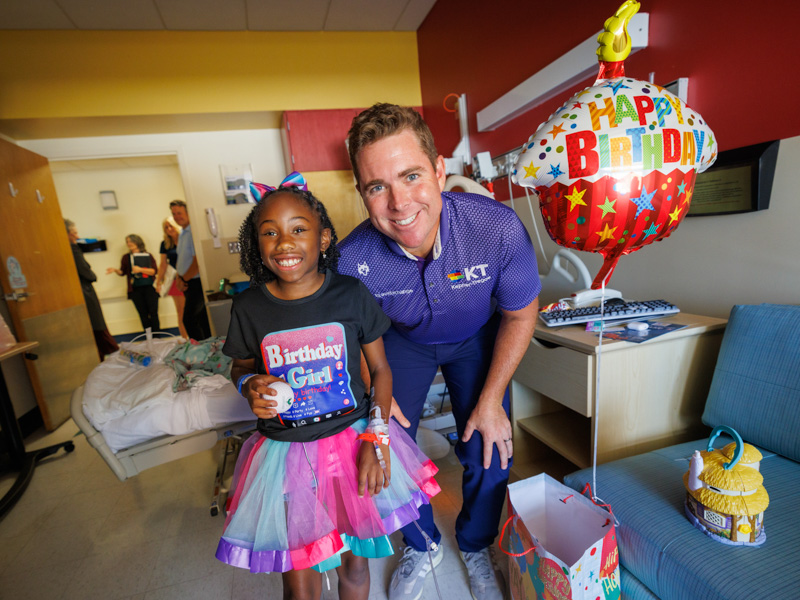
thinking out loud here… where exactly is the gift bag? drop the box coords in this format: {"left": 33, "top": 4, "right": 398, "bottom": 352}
{"left": 502, "top": 473, "right": 620, "bottom": 600}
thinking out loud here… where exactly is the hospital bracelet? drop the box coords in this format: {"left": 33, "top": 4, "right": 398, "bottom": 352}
{"left": 237, "top": 373, "right": 256, "bottom": 395}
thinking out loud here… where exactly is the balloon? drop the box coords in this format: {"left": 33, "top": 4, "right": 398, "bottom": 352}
{"left": 512, "top": 0, "right": 717, "bottom": 288}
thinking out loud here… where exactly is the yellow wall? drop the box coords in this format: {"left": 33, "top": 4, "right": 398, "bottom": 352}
{"left": 0, "top": 30, "right": 422, "bottom": 120}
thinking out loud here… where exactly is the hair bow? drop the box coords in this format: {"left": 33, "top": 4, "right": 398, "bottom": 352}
{"left": 249, "top": 171, "right": 308, "bottom": 203}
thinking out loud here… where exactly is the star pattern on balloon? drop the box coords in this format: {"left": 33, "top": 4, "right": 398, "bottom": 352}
{"left": 548, "top": 163, "right": 564, "bottom": 178}
{"left": 596, "top": 223, "right": 617, "bottom": 242}
{"left": 572, "top": 102, "right": 583, "bottom": 109}
{"left": 631, "top": 185, "right": 656, "bottom": 218}
{"left": 682, "top": 187, "right": 693, "bottom": 206}
{"left": 597, "top": 197, "right": 617, "bottom": 218}
{"left": 576, "top": 89, "right": 591, "bottom": 98}
{"left": 548, "top": 123, "right": 566, "bottom": 140}
{"left": 643, "top": 222, "right": 660, "bottom": 239}
{"left": 669, "top": 206, "right": 683, "bottom": 224}
{"left": 523, "top": 162, "right": 540, "bottom": 179}
{"left": 707, "top": 132, "right": 715, "bottom": 148}
{"left": 565, "top": 186, "right": 587, "bottom": 211}
{"left": 603, "top": 80, "right": 630, "bottom": 95}
{"left": 677, "top": 180, "right": 687, "bottom": 196}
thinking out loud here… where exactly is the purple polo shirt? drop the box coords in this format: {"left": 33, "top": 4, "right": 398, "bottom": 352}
{"left": 338, "top": 191, "right": 541, "bottom": 345}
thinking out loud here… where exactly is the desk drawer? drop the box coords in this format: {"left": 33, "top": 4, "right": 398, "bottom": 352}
{"left": 513, "top": 338, "right": 592, "bottom": 417}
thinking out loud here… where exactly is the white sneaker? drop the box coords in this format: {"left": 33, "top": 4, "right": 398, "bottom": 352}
{"left": 388, "top": 544, "right": 444, "bottom": 600}
{"left": 460, "top": 547, "right": 505, "bottom": 600}
{"left": 422, "top": 400, "right": 436, "bottom": 418}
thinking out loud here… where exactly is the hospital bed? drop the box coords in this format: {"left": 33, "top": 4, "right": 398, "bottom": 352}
{"left": 70, "top": 336, "right": 257, "bottom": 515}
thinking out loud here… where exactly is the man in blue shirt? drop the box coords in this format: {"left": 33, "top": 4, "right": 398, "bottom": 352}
{"left": 170, "top": 199, "right": 211, "bottom": 340}
{"left": 339, "top": 104, "right": 541, "bottom": 600}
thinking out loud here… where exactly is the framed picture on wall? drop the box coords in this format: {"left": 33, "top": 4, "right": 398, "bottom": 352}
{"left": 220, "top": 164, "right": 255, "bottom": 205}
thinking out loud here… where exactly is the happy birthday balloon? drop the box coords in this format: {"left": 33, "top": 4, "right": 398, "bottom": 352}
{"left": 512, "top": 0, "right": 717, "bottom": 288}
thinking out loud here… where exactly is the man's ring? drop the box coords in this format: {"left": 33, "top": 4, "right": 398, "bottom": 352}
{"left": 504, "top": 438, "right": 512, "bottom": 443}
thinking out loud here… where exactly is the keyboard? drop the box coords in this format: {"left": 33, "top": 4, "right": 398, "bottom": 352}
{"left": 539, "top": 299, "right": 680, "bottom": 328}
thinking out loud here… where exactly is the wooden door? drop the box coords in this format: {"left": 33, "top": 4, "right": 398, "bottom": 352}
{"left": 0, "top": 138, "right": 98, "bottom": 431}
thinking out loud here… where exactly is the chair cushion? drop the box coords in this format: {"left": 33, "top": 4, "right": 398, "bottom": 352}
{"left": 564, "top": 440, "right": 800, "bottom": 600}
{"left": 702, "top": 303, "right": 800, "bottom": 461}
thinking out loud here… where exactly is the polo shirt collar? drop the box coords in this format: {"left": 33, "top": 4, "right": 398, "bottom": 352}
{"left": 382, "top": 193, "right": 451, "bottom": 262}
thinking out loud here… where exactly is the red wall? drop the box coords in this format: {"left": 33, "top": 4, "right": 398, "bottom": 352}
{"left": 417, "top": 0, "right": 800, "bottom": 200}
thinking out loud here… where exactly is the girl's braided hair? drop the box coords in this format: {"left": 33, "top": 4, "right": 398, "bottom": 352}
{"left": 238, "top": 187, "right": 340, "bottom": 286}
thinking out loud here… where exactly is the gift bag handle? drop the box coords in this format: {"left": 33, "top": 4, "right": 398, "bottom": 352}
{"left": 498, "top": 514, "right": 537, "bottom": 557}
{"left": 579, "top": 483, "right": 615, "bottom": 525}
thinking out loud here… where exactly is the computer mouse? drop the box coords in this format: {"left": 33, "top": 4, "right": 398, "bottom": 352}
{"left": 626, "top": 321, "right": 649, "bottom": 332}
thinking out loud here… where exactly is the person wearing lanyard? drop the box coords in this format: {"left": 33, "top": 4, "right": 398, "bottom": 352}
{"left": 338, "top": 104, "right": 541, "bottom": 600}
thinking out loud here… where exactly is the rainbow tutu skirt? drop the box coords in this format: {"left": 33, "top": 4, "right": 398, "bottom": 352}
{"left": 215, "top": 418, "right": 440, "bottom": 573}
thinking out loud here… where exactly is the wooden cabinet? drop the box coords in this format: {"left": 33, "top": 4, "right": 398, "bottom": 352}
{"left": 510, "top": 313, "right": 727, "bottom": 481}
{"left": 281, "top": 106, "right": 424, "bottom": 173}
{"left": 281, "top": 109, "right": 363, "bottom": 173}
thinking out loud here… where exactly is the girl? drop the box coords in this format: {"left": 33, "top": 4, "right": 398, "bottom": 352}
{"left": 216, "top": 174, "right": 439, "bottom": 599}
{"left": 155, "top": 217, "right": 189, "bottom": 339}
{"left": 106, "top": 234, "right": 160, "bottom": 332}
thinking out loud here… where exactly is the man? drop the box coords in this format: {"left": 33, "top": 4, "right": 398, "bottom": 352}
{"left": 338, "top": 104, "right": 540, "bottom": 600}
{"left": 170, "top": 199, "right": 211, "bottom": 340}
{"left": 65, "top": 219, "right": 119, "bottom": 360}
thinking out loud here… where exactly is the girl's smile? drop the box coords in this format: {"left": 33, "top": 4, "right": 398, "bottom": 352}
{"left": 257, "top": 192, "right": 331, "bottom": 299}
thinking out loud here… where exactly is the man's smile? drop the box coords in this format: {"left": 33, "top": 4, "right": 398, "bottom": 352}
{"left": 393, "top": 212, "right": 419, "bottom": 226}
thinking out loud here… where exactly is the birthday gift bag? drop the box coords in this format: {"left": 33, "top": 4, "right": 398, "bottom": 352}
{"left": 502, "top": 473, "right": 620, "bottom": 600}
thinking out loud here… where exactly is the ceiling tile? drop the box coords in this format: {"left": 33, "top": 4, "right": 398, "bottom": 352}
{"left": 0, "top": 0, "right": 76, "bottom": 29}
{"left": 155, "top": 0, "right": 247, "bottom": 31}
{"left": 57, "top": 0, "right": 165, "bottom": 30}
{"left": 246, "top": 0, "right": 329, "bottom": 31}
{"left": 394, "top": 0, "right": 436, "bottom": 31}
{"left": 0, "top": 0, "right": 436, "bottom": 31}
{"left": 324, "top": 0, "right": 406, "bottom": 31}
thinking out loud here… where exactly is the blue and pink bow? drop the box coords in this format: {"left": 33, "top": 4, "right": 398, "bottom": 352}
{"left": 249, "top": 171, "right": 308, "bottom": 203}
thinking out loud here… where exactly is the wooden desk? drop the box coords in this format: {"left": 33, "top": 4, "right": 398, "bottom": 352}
{"left": 510, "top": 313, "right": 726, "bottom": 481}
{"left": 0, "top": 341, "right": 75, "bottom": 519}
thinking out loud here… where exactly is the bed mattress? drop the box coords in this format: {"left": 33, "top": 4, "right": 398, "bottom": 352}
{"left": 82, "top": 338, "right": 255, "bottom": 452}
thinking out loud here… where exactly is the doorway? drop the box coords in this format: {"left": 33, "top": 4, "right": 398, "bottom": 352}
{"left": 51, "top": 155, "right": 187, "bottom": 335}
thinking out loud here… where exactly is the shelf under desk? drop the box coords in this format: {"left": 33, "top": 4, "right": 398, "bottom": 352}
{"left": 510, "top": 312, "right": 726, "bottom": 473}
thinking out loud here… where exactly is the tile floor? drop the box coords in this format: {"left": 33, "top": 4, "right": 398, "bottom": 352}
{"left": 0, "top": 421, "right": 510, "bottom": 599}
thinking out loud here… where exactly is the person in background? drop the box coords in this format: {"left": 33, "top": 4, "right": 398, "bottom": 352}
{"left": 65, "top": 219, "right": 118, "bottom": 360}
{"left": 155, "top": 216, "right": 189, "bottom": 339}
{"left": 169, "top": 199, "right": 211, "bottom": 340}
{"left": 339, "top": 104, "right": 541, "bottom": 600}
{"left": 106, "top": 234, "right": 160, "bottom": 333}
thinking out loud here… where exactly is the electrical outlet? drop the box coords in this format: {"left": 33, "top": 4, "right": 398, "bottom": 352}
{"left": 227, "top": 241, "right": 240, "bottom": 254}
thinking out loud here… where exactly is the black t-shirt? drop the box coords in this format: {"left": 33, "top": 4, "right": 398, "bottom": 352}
{"left": 160, "top": 240, "right": 178, "bottom": 269}
{"left": 223, "top": 270, "right": 390, "bottom": 442}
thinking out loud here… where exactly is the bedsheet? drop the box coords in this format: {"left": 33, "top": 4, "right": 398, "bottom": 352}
{"left": 82, "top": 338, "right": 255, "bottom": 452}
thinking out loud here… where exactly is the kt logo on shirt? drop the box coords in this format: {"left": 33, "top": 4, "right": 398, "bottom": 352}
{"left": 447, "top": 263, "right": 488, "bottom": 282}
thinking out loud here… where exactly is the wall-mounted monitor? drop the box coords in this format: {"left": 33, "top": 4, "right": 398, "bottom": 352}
{"left": 689, "top": 140, "right": 779, "bottom": 217}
